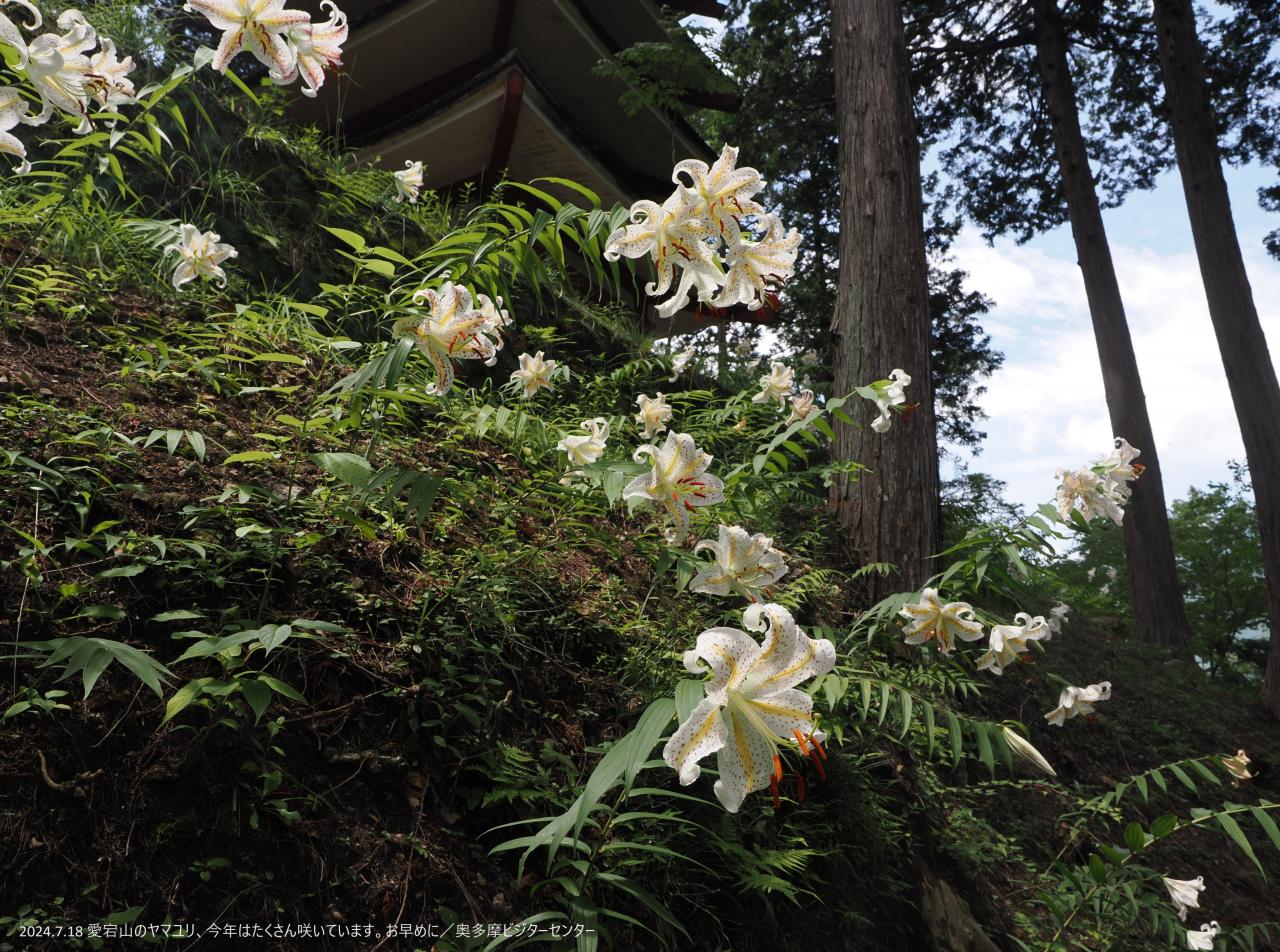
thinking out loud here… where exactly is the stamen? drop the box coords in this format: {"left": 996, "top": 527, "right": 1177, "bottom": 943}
{"left": 809, "top": 734, "right": 828, "bottom": 762}
{"left": 770, "top": 773, "right": 780, "bottom": 810}
{"left": 808, "top": 748, "right": 827, "bottom": 781}
{"left": 792, "top": 729, "right": 810, "bottom": 755}
{"left": 795, "top": 769, "right": 807, "bottom": 802}
{"left": 773, "top": 755, "right": 783, "bottom": 781}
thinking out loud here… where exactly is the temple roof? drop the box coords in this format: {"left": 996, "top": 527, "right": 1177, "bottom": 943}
{"left": 296, "top": 0, "right": 728, "bottom": 205}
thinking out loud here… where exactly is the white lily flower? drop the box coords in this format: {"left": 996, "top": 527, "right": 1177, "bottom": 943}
{"left": 663, "top": 603, "right": 835, "bottom": 813}
{"left": 1002, "top": 726, "right": 1056, "bottom": 777}
{"left": 1044, "top": 681, "right": 1112, "bottom": 726}
{"left": 0, "top": 86, "right": 30, "bottom": 173}
{"left": 712, "top": 214, "right": 801, "bottom": 311}
{"left": 977, "top": 613, "right": 1050, "bottom": 675}
{"left": 476, "top": 291, "right": 511, "bottom": 329}
{"left": 899, "top": 588, "right": 985, "bottom": 655}
{"left": 654, "top": 261, "right": 725, "bottom": 319}
{"left": 751, "top": 361, "right": 794, "bottom": 407}
{"left": 185, "top": 0, "right": 309, "bottom": 79}
{"left": 0, "top": 0, "right": 41, "bottom": 69}
{"left": 166, "top": 223, "right": 237, "bottom": 290}
{"left": 1164, "top": 876, "right": 1206, "bottom": 922}
{"left": 1045, "top": 602, "right": 1071, "bottom": 639}
{"left": 668, "top": 347, "right": 695, "bottom": 381}
{"left": 557, "top": 417, "right": 609, "bottom": 467}
{"left": 672, "top": 143, "right": 766, "bottom": 242}
{"left": 1222, "top": 749, "right": 1253, "bottom": 783}
{"left": 287, "top": 0, "right": 346, "bottom": 98}
{"left": 1101, "top": 436, "right": 1143, "bottom": 484}
{"left": 605, "top": 186, "right": 719, "bottom": 304}
{"left": 689, "top": 524, "right": 787, "bottom": 599}
{"left": 1056, "top": 438, "right": 1145, "bottom": 525}
{"left": 1055, "top": 466, "right": 1126, "bottom": 525}
{"left": 870, "top": 368, "right": 911, "bottom": 433}
{"left": 392, "top": 281, "right": 503, "bottom": 395}
{"left": 23, "top": 11, "right": 97, "bottom": 133}
{"left": 786, "top": 389, "right": 816, "bottom": 426}
{"left": 393, "top": 159, "right": 423, "bottom": 203}
{"left": 1186, "top": 922, "right": 1220, "bottom": 950}
{"left": 623, "top": 431, "right": 725, "bottom": 541}
{"left": 83, "top": 37, "right": 135, "bottom": 111}
{"left": 635, "top": 392, "right": 673, "bottom": 439}
{"left": 509, "top": 351, "right": 556, "bottom": 398}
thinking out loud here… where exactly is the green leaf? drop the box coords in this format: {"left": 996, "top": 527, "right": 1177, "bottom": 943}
{"left": 1188, "top": 759, "right": 1222, "bottom": 786}
{"left": 898, "top": 690, "right": 913, "bottom": 740}
{"left": 946, "top": 709, "right": 962, "bottom": 767}
{"left": 1249, "top": 805, "right": 1280, "bottom": 852}
{"left": 258, "top": 675, "right": 306, "bottom": 703}
{"left": 1124, "top": 821, "right": 1146, "bottom": 853}
{"left": 1088, "top": 854, "right": 1106, "bottom": 884}
{"left": 223, "top": 450, "right": 277, "bottom": 465}
{"left": 258, "top": 624, "right": 293, "bottom": 655}
{"left": 324, "top": 226, "right": 367, "bottom": 252}
{"left": 241, "top": 678, "right": 271, "bottom": 723}
{"left": 95, "top": 564, "right": 146, "bottom": 579}
{"left": 973, "top": 723, "right": 995, "bottom": 778}
{"left": 151, "top": 609, "right": 204, "bottom": 622}
{"left": 1168, "top": 763, "right": 1199, "bottom": 794}
{"left": 1217, "top": 811, "right": 1264, "bottom": 875}
{"left": 314, "top": 452, "right": 373, "bottom": 489}
{"left": 674, "top": 679, "right": 703, "bottom": 724}
{"left": 162, "top": 677, "right": 213, "bottom": 725}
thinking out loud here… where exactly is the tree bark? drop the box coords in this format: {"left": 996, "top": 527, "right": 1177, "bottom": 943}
{"left": 1151, "top": 0, "right": 1280, "bottom": 712}
{"left": 829, "top": 0, "right": 939, "bottom": 595}
{"left": 1031, "top": 0, "right": 1192, "bottom": 649}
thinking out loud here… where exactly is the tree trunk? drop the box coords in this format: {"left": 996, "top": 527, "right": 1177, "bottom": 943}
{"left": 828, "top": 0, "right": 939, "bottom": 595}
{"left": 1031, "top": 0, "right": 1192, "bottom": 650}
{"left": 1151, "top": 0, "right": 1280, "bottom": 711}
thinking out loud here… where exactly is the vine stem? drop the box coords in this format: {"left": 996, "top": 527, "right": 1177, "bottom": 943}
{"left": 12, "top": 493, "right": 40, "bottom": 696}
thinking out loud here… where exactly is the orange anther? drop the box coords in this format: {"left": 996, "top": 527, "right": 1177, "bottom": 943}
{"left": 809, "top": 734, "right": 828, "bottom": 762}
{"left": 808, "top": 750, "right": 827, "bottom": 781}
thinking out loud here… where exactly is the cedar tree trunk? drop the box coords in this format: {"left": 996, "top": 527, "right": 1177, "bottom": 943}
{"left": 1032, "top": 0, "right": 1192, "bottom": 649}
{"left": 829, "top": 0, "right": 940, "bottom": 595}
{"left": 1152, "top": 0, "right": 1280, "bottom": 712}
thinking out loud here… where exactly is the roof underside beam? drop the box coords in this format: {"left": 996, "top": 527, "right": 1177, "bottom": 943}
{"left": 665, "top": 0, "right": 728, "bottom": 18}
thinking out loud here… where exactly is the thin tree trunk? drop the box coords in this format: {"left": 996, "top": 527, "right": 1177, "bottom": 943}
{"left": 1151, "top": 0, "right": 1280, "bottom": 712}
{"left": 829, "top": 0, "right": 939, "bottom": 595}
{"left": 1031, "top": 0, "right": 1192, "bottom": 649}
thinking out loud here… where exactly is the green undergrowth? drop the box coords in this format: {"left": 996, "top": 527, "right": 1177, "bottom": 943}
{"left": 1, "top": 275, "right": 1277, "bottom": 951}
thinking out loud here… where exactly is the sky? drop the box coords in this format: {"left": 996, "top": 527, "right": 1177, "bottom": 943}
{"left": 947, "top": 163, "right": 1280, "bottom": 514}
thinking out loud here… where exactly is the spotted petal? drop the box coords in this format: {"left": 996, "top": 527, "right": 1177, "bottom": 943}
{"left": 662, "top": 697, "right": 725, "bottom": 786}
{"left": 713, "top": 704, "right": 775, "bottom": 813}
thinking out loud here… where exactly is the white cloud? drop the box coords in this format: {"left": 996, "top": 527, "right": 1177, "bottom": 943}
{"left": 952, "top": 225, "right": 1280, "bottom": 514}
